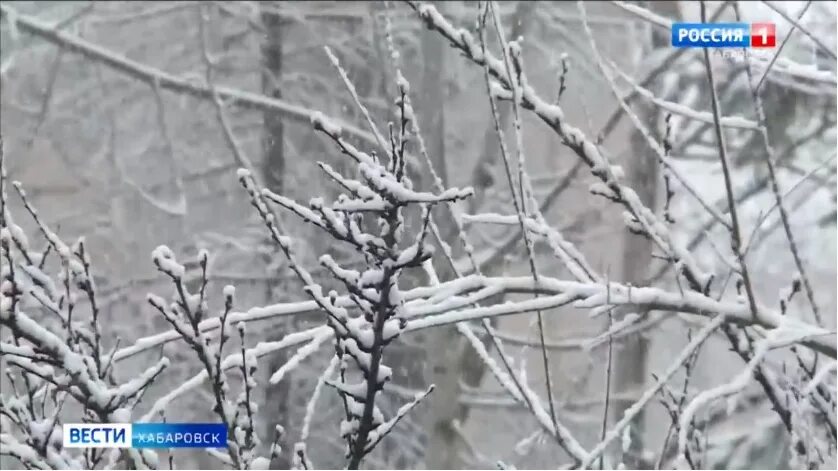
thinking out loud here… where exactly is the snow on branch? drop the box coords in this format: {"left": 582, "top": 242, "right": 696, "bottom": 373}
{"left": 606, "top": 56, "right": 759, "bottom": 131}
{"left": 239, "top": 56, "right": 483, "bottom": 466}
{"left": 2, "top": 3, "right": 835, "bottom": 469}
{"left": 1, "top": 153, "right": 164, "bottom": 469}
{"left": 2, "top": 149, "right": 282, "bottom": 469}
{"left": 398, "top": 275, "right": 835, "bottom": 357}
{"left": 609, "top": 0, "right": 672, "bottom": 30}
{"left": 407, "top": 0, "right": 714, "bottom": 293}
{"left": 0, "top": 4, "right": 381, "bottom": 151}
{"left": 146, "top": 247, "right": 266, "bottom": 469}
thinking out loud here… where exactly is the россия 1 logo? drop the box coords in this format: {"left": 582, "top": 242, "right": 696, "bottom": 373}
{"left": 672, "top": 23, "right": 776, "bottom": 48}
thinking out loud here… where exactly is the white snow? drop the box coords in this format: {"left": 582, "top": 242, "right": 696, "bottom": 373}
{"left": 311, "top": 110, "right": 343, "bottom": 136}
{"left": 151, "top": 245, "right": 185, "bottom": 278}
{"left": 250, "top": 457, "right": 270, "bottom": 470}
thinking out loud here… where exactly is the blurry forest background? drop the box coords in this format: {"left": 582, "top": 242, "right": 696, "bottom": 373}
{"left": 1, "top": 1, "right": 836, "bottom": 469}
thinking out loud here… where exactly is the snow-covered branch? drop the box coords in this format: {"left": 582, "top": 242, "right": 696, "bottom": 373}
{"left": 407, "top": 0, "right": 714, "bottom": 293}
{"left": 0, "top": 4, "right": 381, "bottom": 152}
{"left": 2, "top": 3, "right": 834, "bottom": 469}
{"left": 1, "top": 151, "right": 165, "bottom": 470}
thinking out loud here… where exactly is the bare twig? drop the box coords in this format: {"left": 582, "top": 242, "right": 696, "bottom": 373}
{"left": 754, "top": 1, "right": 814, "bottom": 92}
{"left": 0, "top": 4, "right": 380, "bottom": 150}
{"left": 383, "top": 5, "right": 587, "bottom": 461}
{"left": 483, "top": 3, "right": 564, "bottom": 458}
{"left": 581, "top": 315, "right": 727, "bottom": 469}
{"left": 761, "top": 0, "right": 837, "bottom": 61}
{"left": 699, "top": 1, "right": 759, "bottom": 321}
{"left": 596, "top": 2, "right": 731, "bottom": 143}
{"left": 734, "top": 4, "right": 824, "bottom": 326}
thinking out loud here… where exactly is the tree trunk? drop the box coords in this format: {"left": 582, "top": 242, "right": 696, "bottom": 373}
{"left": 261, "top": 5, "right": 292, "bottom": 468}
{"left": 609, "top": 3, "right": 678, "bottom": 467}
{"left": 419, "top": 3, "right": 462, "bottom": 468}
{"left": 423, "top": 3, "right": 535, "bottom": 468}
{"left": 610, "top": 124, "right": 657, "bottom": 469}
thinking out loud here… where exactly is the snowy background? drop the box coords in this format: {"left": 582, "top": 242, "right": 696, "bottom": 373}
{"left": 1, "top": 1, "right": 836, "bottom": 469}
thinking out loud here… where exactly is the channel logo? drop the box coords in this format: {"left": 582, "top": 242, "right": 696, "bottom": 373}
{"left": 62, "top": 423, "right": 227, "bottom": 449}
{"left": 672, "top": 23, "right": 776, "bottom": 48}
{"left": 132, "top": 423, "right": 227, "bottom": 449}
{"left": 63, "top": 423, "right": 131, "bottom": 448}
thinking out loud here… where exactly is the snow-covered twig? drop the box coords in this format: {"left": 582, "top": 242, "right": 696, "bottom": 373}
{"left": 481, "top": 2, "right": 565, "bottom": 457}
{"left": 408, "top": 0, "right": 713, "bottom": 293}
{"left": 146, "top": 247, "right": 280, "bottom": 469}
{"left": 698, "top": 1, "right": 760, "bottom": 322}
{"left": 752, "top": 1, "right": 813, "bottom": 92}
{"left": 0, "top": 4, "right": 381, "bottom": 153}
{"left": 608, "top": 0, "right": 671, "bottom": 30}
{"left": 140, "top": 326, "right": 328, "bottom": 423}
{"left": 607, "top": 57, "right": 758, "bottom": 131}
{"left": 595, "top": 2, "right": 730, "bottom": 143}
{"left": 581, "top": 315, "right": 726, "bottom": 469}
{"left": 299, "top": 356, "right": 339, "bottom": 447}
{"left": 676, "top": 324, "right": 829, "bottom": 460}
{"left": 761, "top": 0, "right": 837, "bottom": 61}
{"left": 196, "top": 3, "right": 258, "bottom": 179}
{"left": 324, "top": 46, "right": 391, "bottom": 159}
{"left": 577, "top": 6, "right": 733, "bottom": 235}
{"left": 401, "top": 275, "right": 834, "bottom": 357}
{"left": 381, "top": 12, "right": 581, "bottom": 459}
{"left": 1, "top": 168, "right": 164, "bottom": 470}
{"left": 115, "top": 264, "right": 811, "bottom": 371}
{"left": 734, "top": 4, "right": 823, "bottom": 327}
{"left": 247, "top": 60, "right": 484, "bottom": 467}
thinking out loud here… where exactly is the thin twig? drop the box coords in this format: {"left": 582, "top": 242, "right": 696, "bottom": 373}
{"left": 578, "top": 3, "right": 733, "bottom": 232}
{"left": 581, "top": 315, "right": 727, "bottom": 469}
{"left": 0, "top": 4, "right": 380, "bottom": 149}
{"left": 599, "top": 307, "right": 614, "bottom": 470}
{"left": 761, "top": 0, "right": 836, "bottom": 61}
{"left": 385, "top": 3, "right": 586, "bottom": 459}
{"left": 595, "top": 1, "right": 731, "bottom": 143}
{"left": 699, "top": 1, "right": 759, "bottom": 321}
{"left": 734, "top": 3, "right": 823, "bottom": 326}
{"left": 484, "top": 1, "right": 564, "bottom": 459}
{"left": 754, "top": 1, "right": 814, "bottom": 92}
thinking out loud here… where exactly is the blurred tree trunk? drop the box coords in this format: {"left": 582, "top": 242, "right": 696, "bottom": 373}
{"left": 422, "top": 3, "right": 535, "bottom": 468}
{"left": 419, "top": 2, "right": 462, "bottom": 468}
{"left": 468, "top": 1, "right": 535, "bottom": 215}
{"left": 610, "top": 2, "right": 680, "bottom": 468}
{"left": 262, "top": 8, "right": 285, "bottom": 194}
{"left": 261, "top": 4, "right": 292, "bottom": 468}
{"left": 612, "top": 103, "right": 656, "bottom": 470}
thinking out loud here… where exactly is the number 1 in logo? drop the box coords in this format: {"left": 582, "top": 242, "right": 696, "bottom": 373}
{"left": 751, "top": 23, "right": 776, "bottom": 48}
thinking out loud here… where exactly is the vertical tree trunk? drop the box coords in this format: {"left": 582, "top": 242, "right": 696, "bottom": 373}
{"left": 609, "top": 3, "right": 679, "bottom": 467}
{"left": 261, "top": 5, "right": 291, "bottom": 468}
{"left": 419, "top": 4, "right": 462, "bottom": 468}
{"left": 611, "top": 127, "right": 657, "bottom": 469}
{"left": 422, "top": 4, "right": 535, "bottom": 467}
{"left": 262, "top": 6, "right": 285, "bottom": 194}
